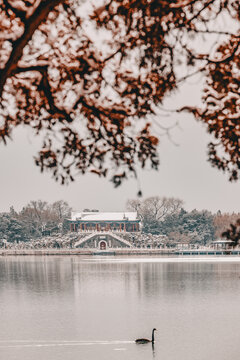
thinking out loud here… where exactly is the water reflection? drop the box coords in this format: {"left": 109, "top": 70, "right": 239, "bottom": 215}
{"left": 1, "top": 256, "right": 240, "bottom": 360}
{"left": 1, "top": 256, "right": 240, "bottom": 294}
{"left": 0, "top": 256, "right": 75, "bottom": 295}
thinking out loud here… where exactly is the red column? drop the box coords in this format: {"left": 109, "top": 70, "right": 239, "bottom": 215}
{"left": 124, "top": 223, "right": 126, "bottom": 232}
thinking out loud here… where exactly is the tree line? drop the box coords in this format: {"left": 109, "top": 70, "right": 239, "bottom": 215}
{"left": 127, "top": 196, "right": 240, "bottom": 245}
{"left": 0, "top": 200, "right": 71, "bottom": 243}
{"left": 0, "top": 197, "right": 239, "bottom": 245}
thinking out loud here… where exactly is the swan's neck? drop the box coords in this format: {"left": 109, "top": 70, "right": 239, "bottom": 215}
{"left": 152, "top": 330, "right": 155, "bottom": 343}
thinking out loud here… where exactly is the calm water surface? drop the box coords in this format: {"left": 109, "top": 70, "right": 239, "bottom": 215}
{"left": 1, "top": 256, "right": 240, "bottom": 360}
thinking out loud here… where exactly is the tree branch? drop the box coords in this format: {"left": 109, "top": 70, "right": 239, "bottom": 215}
{"left": 13, "top": 64, "right": 72, "bottom": 123}
{"left": 3, "top": 0, "right": 27, "bottom": 22}
{"left": 103, "top": 43, "right": 124, "bottom": 63}
{"left": 13, "top": 64, "right": 49, "bottom": 74}
{"left": 0, "top": 0, "right": 64, "bottom": 98}
{"left": 186, "top": 0, "right": 216, "bottom": 24}
{"left": 185, "top": 28, "right": 238, "bottom": 36}
{"left": 161, "top": 0, "right": 201, "bottom": 9}
{"left": 191, "top": 40, "right": 240, "bottom": 64}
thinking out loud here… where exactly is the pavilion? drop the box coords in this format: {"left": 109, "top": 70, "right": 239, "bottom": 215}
{"left": 68, "top": 211, "right": 140, "bottom": 233}
{"left": 68, "top": 211, "right": 140, "bottom": 250}
{"left": 211, "top": 239, "right": 235, "bottom": 249}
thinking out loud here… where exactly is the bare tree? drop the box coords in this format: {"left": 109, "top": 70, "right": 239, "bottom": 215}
{"left": 127, "top": 196, "right": 183, "bottom": 232}
{"left": 52, "top": 200, "right": 71, "bottom": 220}
{"left": 142, "top": 197, "right": 183, "bottom": 222}
{"left": 19, "top": 199, "right": 72, "bottom": 235}
{"left": 126, "top": 199, "right": 142, "bottom": 216}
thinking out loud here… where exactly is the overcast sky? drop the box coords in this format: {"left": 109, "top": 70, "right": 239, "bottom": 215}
{"left": 0, "top": 78, "right": 239, "bottom": 215}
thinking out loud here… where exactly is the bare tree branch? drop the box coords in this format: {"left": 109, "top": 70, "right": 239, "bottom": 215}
{"left": 0, "top": 0, "right": 63, "bottom": 97}
{"left": 2, "top": 0, "right": 27, "bottom": 22}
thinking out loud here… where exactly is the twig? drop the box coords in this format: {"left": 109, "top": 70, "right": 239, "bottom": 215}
{"left": 3, "top": 0, "right": 26, "bottom": 22}
{"left": 0, "top": 0, "right": 64, "bottom": 98}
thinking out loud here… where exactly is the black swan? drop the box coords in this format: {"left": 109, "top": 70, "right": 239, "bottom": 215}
{"left": 135, "top": 328, "right": 157, "bottom": 344}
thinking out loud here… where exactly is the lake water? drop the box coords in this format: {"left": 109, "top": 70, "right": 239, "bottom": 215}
{"left": 1, "top": 256, "right": 240, "bottom": 360}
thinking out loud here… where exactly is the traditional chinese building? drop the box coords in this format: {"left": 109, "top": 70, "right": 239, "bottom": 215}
{"left": 69, "top": 211, "right": 140, "bottom": 233}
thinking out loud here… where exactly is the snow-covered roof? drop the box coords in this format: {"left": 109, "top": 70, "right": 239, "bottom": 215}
{"left": 71, "top": 211, "right": 139, "bottom": 222}
{"left": 212, "top": 240, "right": 234, "bottom": 243}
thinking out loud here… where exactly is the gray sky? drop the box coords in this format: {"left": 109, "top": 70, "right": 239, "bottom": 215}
{"left": 0, "top": 80, "right": 239, "bottom": 214}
